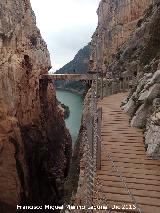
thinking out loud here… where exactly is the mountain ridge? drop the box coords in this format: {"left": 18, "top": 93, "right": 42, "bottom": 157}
{"left": 55, "top": 44, "right": 90, "bottom": 94}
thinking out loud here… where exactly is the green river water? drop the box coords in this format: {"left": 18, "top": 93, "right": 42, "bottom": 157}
{"left": 56, "top": 90, "right": 83, "bottom": 143}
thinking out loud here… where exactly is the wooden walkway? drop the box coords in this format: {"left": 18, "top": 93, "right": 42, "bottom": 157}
{"left": 94, "top": 93, "right": 160, "bottom": 213}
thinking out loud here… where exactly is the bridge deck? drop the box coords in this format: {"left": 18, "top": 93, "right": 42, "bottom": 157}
{"left": 94, "top": 93, "right": 160, "bottom": 213}
{"left": 41, "top": 74, "right": 93, "bottom": 81}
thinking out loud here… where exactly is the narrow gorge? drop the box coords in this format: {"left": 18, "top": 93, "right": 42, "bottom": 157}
{"left": 0, "top": 0, "right": 160, "bottom": 212}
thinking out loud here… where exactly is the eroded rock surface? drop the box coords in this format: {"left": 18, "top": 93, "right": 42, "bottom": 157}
{"left": 109, "top": 0, "right": 160, "bottom": 158}
{"left": 0, "top": 0, "right": 72, "bottom": 212}
{"left": 89, "top": 0, "right": 152, "bottom": 72}
{"left": 88, "top": 0, "right": 160, "bottom": 158}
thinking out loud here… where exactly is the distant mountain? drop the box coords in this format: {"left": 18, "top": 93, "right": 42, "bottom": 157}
{"left": 55, "top": 44, "right": 90, "bottom": 94}
{"left": 56, "top": 44, "right": 90, "bottom": 74}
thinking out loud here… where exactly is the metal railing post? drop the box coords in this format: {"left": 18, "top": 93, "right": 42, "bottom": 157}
{"left": 97, "top": 107, "right": 102, "bottom": 170}
{"left": 101, "top": 75, "right": 103, "bottom": 99}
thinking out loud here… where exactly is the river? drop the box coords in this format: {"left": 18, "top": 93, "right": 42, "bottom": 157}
{"left": 56, "top": 90, "right": 83, "bottom": 143}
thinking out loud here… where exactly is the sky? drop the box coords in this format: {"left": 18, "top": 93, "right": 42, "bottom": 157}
{"left": 30, "top": 0, "right": 100, "bottom": 71}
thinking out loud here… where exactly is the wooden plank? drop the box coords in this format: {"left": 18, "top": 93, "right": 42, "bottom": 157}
{"left": 102, "top": 127, "right": 143, "bottom": 133}
{"left": 101, "top": 152, "right": 147, "bottom": 159}
{"left": 102, "top": 134, "right": 143, "bottom": 139}
{"left": 101, "top": 156, "right": 160, "bottom": 166}
{"left": 98, "top": 179, "right": 160, "bottom": 192}
{"left": 101, "top": 141, "right": 144, "bottom": 147}
{"left": 101, "top": 161, "right": 160, "bottom": 170}
{"left": 100, "top": 166, "right": 160, "bottom": 176}
{"left": 102, "top": 147, "right": 145, "bottom": 155}
{"left": 95, "top": 185, "right": 160, "bottom": 199}
{"left": 101, "top": 140, "right": 144, "bottom": 144}
{"left": 102, "top": 138, "right": 144, "bottom": 142}
{"left": 98, "top": 173, "right": 160, "bottom": 186}
{"left": 93, "top": 191, "right": 160, "bottom": 206}
{"left": 97, "top": 170, "right": 160, "bottom": 181}
{"left": 102, "top": 133, "right": 143, "bottom": 137}
{"left": 101, "top": 144, "right": 145, "bottom": 151}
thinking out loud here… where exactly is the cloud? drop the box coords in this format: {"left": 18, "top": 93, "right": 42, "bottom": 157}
{"left": 30, "top": 0, "right": 100, "bottom": 70}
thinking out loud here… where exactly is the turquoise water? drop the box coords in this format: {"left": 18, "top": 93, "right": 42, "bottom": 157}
{"left": 56, "top": 90, "right": 83, "bottom": 143}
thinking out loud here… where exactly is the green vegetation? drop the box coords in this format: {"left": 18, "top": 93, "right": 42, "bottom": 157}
{"left": 61, "top": 103, "right": 70, "bottom": 119}
{"left": 58, "top": 101, "right": 70, "bottom": 119}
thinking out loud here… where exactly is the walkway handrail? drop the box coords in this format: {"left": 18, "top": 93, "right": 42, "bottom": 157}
{"left": 82, "top": 77, "right": 101, "bottom": 211}
{"left": 96, "top": 74, "right": 135, "bottom": 99}
{"left": 61, "top": 73, "right": 140, "bottom": 213}
{"left": 80, "top": 73, "right": 142, "bottom": 213}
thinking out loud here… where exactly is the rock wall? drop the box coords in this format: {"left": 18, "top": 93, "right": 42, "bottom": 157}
{"left": 0, "top": 0, "right": 72, "bottom": 212}
{"left": 69, "top": 88, "right": 92, "bottom": 207}
{"left": 89, "top": 0, "right": 160, "bottom": 158}
{"left": 107, "top": 0, "right": 160, "bottom": 158}
{"left": 89, "top": 0, "right": 152, "bottom": 73}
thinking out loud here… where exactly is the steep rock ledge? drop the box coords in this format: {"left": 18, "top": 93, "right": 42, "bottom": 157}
{"left": 68, "top": 88, "right": 93, "bottom": 206}
{"left": 108, "top": 0, "right": 160, "bottom": 158}
{"left": 89, "top": 0, "right": 152, "bottom": 72}
{"left": 88, "top": 0, "right": 160, "bottom": 158}
{"left": 0, "top": 0, "right": 72, "bottom": 212}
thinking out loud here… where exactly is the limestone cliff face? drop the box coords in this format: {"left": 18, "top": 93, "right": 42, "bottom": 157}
{"left": 114, "top": 0, "right": 160, "bottom": 158}
{"left": 89, "top": 0, "right": 152, "bottom": 72}
{"left": 0, "top": 0, "right": 72, "bottom": 212}
{"left": 101, "top": 0, "right": 160, "bottom": 158}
